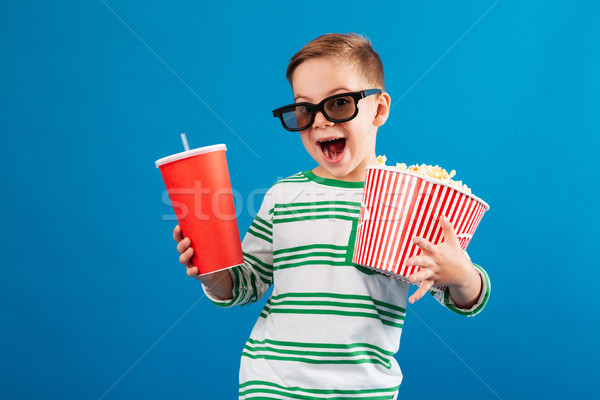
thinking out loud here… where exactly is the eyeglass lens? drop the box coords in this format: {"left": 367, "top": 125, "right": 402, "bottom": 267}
{"left": 281, "top": 94, "right": 356, "bottom": 130}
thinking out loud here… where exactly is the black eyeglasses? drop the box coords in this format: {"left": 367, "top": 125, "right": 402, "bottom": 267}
{"left": 272, "top": 89, "right": 382, "bottom": 132}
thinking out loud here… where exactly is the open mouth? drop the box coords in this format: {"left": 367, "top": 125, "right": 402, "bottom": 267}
{"left": 319, "top": 137, "right": 346, "bottom": 162}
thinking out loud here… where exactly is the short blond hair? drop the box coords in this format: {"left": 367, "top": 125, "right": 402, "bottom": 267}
{"left": 286, "top": 33, "right": 385, "bottom": 91}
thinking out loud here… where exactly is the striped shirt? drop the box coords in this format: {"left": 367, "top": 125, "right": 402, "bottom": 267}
{"left": 203, "top": 170, "right": 491, "bottom": 399}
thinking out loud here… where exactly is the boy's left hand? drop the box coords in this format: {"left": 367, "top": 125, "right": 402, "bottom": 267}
{"left": 406, "top": 215, "right": 477, "bottom": 304}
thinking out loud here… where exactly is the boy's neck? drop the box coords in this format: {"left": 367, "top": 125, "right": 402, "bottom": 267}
{"left": 312, "top": 154, "right": 377, "bottom": 183}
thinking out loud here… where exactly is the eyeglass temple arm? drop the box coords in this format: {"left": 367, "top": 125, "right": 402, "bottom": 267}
{"left": 362, "top": 89, "right": 382, "bottom": 98}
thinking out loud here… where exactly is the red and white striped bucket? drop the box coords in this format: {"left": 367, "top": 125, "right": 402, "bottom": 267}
{"left": 353, "top": 166, "right": 490, "bottom": 293}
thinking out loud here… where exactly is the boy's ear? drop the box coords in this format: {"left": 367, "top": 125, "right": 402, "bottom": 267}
{"left": 373, "top": 92, "right": 392, "bottom": 127}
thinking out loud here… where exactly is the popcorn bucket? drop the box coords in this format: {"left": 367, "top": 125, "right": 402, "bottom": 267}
{"left": 352, "top": 166, "right": 490, "bottom": 293}
{"left": 156, "top": 144, "right": 243, "bottom": 275}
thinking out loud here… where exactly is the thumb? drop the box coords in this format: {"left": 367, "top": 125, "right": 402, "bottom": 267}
{"left": 440, "top": 215, "right": 458, "bottom": 245}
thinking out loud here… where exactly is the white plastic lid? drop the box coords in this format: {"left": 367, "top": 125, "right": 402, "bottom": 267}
{"left": 155, "top": 144, "right": 227, "bottom": 168}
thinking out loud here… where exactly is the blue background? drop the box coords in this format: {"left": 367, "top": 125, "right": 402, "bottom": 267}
{"left": 1, "top": 1, "right": 599, "bottom": 399}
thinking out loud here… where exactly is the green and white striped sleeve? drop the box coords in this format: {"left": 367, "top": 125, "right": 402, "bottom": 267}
{"left": 202, "top": 187, "right": 275, "bottom": 308}
{"left": 431, "top": 263, "right": 491, "bottom": 317}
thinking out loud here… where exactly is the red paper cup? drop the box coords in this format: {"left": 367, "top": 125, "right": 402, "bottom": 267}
{"left": 156, "top": 144, "right": 243, "bottom": 275}
{"left": 353, "top": 166, "right": 490, "bottom": 293}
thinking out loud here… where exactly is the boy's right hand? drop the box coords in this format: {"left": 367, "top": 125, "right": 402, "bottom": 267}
{"left": 172, "top": 224, "right": 235, "bottom": 300}
{"left": 173, "top": 225, "right": 200, "bottom": 277}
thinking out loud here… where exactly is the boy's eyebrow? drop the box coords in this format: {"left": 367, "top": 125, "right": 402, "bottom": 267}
{"left": 294, "top": 87, "right": 352, "bottom": 102}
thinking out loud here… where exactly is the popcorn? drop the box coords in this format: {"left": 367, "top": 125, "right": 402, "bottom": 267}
{"left": 376, "top": 155, "right": 471, "bottom": 194}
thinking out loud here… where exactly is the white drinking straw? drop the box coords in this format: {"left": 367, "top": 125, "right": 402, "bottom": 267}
{"left": 180, "top": 133, "right": 190, "bottom": 151}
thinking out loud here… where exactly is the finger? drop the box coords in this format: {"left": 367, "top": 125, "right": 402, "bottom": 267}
{"left": 440, "top": 215, "right": 458, "bottom": 245}
{"left": 409, "top": 280, "right": 434, "bottom": 304}
{"left": 176, "top": 237, "right": 191, "bottom": 254}
{"left": 406, "top": 256, "right": 433, "bottom": 268}
{"left": 179, "top": 247, "right": 194, "bottom": 267}
{"left": 412, "top": 236, "right": 435, "bottom": 253}
{"left": 173, "top": 225, "right": 183, "bottom": 242}
{"left": 186, "top": 266, "right": 199, "bottom": 277}
{"left": 409, "top": 268, "right": 433, "bottom": 283}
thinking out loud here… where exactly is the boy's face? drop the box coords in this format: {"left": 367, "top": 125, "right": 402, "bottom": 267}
{"left": 290, "top": 57, "right": 390, "bottom": 182}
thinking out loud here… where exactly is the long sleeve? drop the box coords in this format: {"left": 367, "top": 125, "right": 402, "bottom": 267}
{"left": 202, "top": 188, "right": 275, "bottom": 307}
{"left": 431, "top": 263, "right": 491, "bottom": 317}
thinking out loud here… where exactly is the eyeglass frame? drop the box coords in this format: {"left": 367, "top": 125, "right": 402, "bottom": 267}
{"left": 272, "top": 88, "right": 383, "bottom": 132}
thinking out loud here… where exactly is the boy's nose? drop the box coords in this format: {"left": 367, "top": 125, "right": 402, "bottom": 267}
{"left": 312, "top": 111, "right": 334, "bottom": 129}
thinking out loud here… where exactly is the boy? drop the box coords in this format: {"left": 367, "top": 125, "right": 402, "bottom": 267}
{"left": 174, "top": 33, "right": 490, "bottom": 399}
